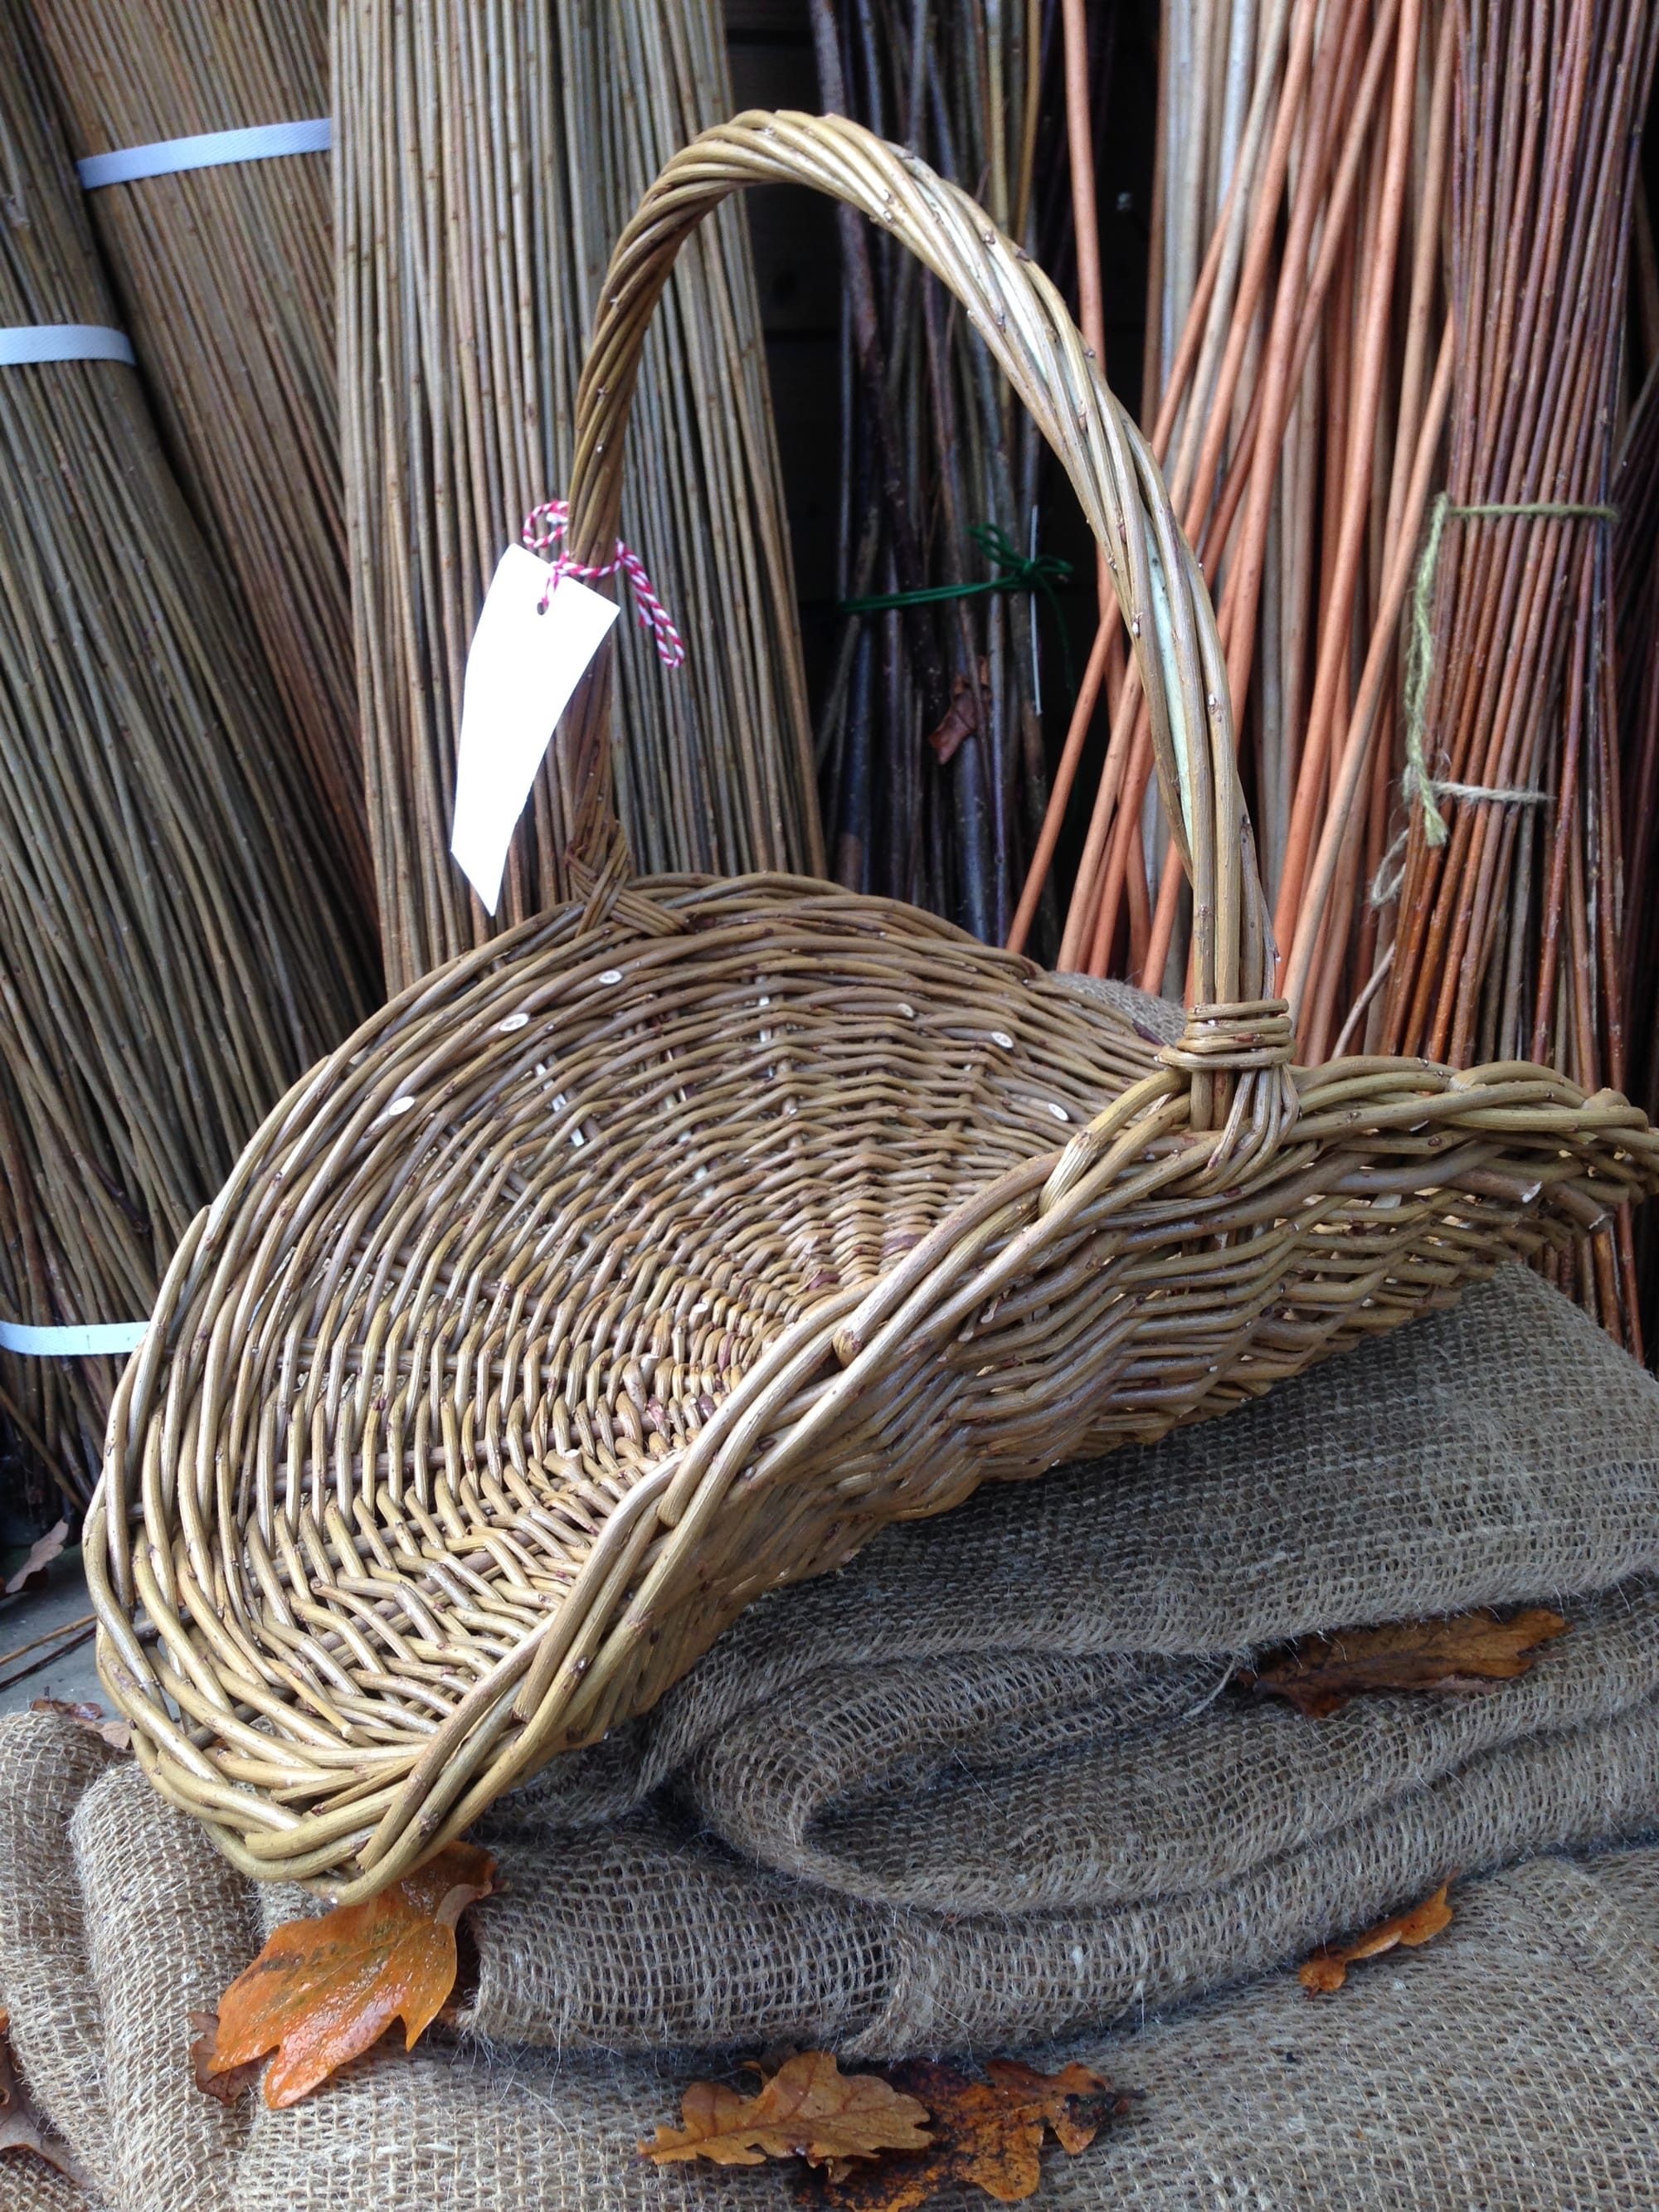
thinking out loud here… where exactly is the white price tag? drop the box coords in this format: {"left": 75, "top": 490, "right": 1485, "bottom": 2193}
{"left": 450, "top": 545, "right": 620, "bottom": 913}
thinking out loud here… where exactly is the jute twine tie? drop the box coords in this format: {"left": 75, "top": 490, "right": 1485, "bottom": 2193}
{"left": 1370, "top": 494, "right": 1618, "bottom": 906}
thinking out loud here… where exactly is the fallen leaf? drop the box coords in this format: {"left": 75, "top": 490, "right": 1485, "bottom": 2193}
{"left": 206, "top": 1840, "right": 496, "bottom": 2107}
{"left": 926, "top": 673, "right": 980, "bottom": 764}
{"left": 2, "top": 1520, "right": 67, "bottom": 1602}
{"left": 1241, "top": 1608, "right": 1568, "bottom": 1719}
{"left": 0, "top": 2005, "right": 91, "bottom": 2185}
{"left": 813, "top": 2059, "right": 1135, "bottom": 2210}
{"left": 1301, "top": 1883, "right": 1455, "bottom": 1993}
{"left": 31, "top": 1698, "right": 130, "bottom": 1753}
{"left": 188, "top": 2011, "right": 262, "bottom": 2105}
{"left": 641, "top": 2052, "right": 932, "bottom": 2168}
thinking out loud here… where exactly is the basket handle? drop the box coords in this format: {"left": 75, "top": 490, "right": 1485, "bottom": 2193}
{"left": 559, "top": 112, "right": 1286, "bottom": 1100}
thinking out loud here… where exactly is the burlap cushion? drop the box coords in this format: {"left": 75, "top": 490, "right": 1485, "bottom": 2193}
{"left": 451, "top": 1267, "right": 1659, "bottom": 2053}
{"left": 0, "top": 1717, "right": 119, "bottom": 2202}
{"left": 506, "top": 1266, "right": 1659, "bottom": 1838}
{"left": 7, "top": 1691, "right": 1659, "bottom": 2208}
{"left": 0, "top": 2161, "right": 97, "bottom": 2212}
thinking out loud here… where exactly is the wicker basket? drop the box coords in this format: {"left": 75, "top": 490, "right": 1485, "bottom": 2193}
{"left": 85, "top": 113, "right": 1659, "bottom": 1899}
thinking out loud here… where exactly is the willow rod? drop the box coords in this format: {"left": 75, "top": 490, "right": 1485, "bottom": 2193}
{"left": 336, "top": 0, "right": 820, "bottom": 994}
{"left": 815, "top": 0, "right": 1066, "bottom": 951}
{"left": 29, "top": 0, "right": 375, "bottom": 937}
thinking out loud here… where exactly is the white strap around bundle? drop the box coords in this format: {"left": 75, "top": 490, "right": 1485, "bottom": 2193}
{"left": 0, "top": 325, "right": 134, "bottom": 366}
{"left": 0, "top": 1320, "right": 148, "bottom": 1357}
{"left": 77, "top": 118, "right": 331, "bottom": 190}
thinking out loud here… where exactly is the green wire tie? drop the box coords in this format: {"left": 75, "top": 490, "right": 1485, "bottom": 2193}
{"left": 837, "top": 522, "right": 1078, "bottom": 709}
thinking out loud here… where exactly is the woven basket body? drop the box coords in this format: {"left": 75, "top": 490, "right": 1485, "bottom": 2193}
{"left": 87, "top": 114, "right": 1659, "bottom": 1898}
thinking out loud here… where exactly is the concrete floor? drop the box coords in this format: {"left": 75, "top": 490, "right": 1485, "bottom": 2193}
{"left": 0, "top": 1544, "right": 104, "bottom": 1715}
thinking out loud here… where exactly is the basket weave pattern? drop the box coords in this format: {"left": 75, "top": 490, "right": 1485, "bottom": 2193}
{"left": 87, "top": 114, "right": 1659, "bottom": 1898}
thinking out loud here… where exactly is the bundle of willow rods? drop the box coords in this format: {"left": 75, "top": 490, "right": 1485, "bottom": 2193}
{"left": 1020, "top": 0, "right": 1453, "bottom": 1039}
{"left": 810, "top": 0, "right": 1066, "bottom": 953}
{"left": 1372, "top": 0, "right": 1657, "bottom": 1348}
{"left": 0, "top": 7, "right": 372, "bottom": 1512}
{"left": 28, "top": 0, "right": 375, "bottom": 936}
{"left": 1029, "top": 0, "right": 1657, "bottom": 1344}
{"left": 1614, "top": 359, "right": 1659, "bottom": 1352}
{"left": 338, "top": 0, "right": 820, "bottom": 995}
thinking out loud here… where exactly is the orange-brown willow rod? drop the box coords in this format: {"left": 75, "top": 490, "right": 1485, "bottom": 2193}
{"left": 1367, "top": 0, "right": 1658, "bottom": 1349}
{"left": 1026, "top": 0, "right": 1442, "bottom": 1018}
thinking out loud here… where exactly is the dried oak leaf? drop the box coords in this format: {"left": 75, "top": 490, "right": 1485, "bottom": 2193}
{"left": 31, "top": 1698, "right": 131, "bottom": 1753}
{"left": 814, "top": 2059, "right": 1135, "bottom": 2210}
{"left": 641, "top": 2052, "right": 932, "bottom": 2168}
{"left": 1301, "top": 1882, "right": 1454, "bottom": 1994}
{"left": 188, "top": 2011, "right": 263, "bottom": 2105}
{"left": 1241, "top": 1608, "right": 1568, "bottom": 1719}
{"left": 204, "top": 1841, "right": 496, "bottom": 2108}
{"left": 0, "top": 2005, "right": 90, "bottom": 2185}
{"left": 926, "top": 673, "right": 980, "bottom": 765}
{"left": 2, "top": 1520, "right": 67, "bottom": 1602}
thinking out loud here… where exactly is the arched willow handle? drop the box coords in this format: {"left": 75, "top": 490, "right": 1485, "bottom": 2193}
{"left": 559, "top": 109, "right": 1279, "bottom": 1028}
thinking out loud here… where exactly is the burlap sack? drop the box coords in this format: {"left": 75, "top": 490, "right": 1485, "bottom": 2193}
{"left": 685, "top": 1579, "right": 1659, "bottom": 1910}
{"left": 71, "top": 1766, "right": 256, "bottom": 2212}
{"left": 452, "top": 1266, "right": 1659, "bottom": 2053}
{"left": 224, "top": 1839, "right": 1659, "bottom": 2212}
{"left": 1046, "top": 1844, "right": 1659, "bottom": 2210}
{"left": 0, "top": 1717, "right": 119, "bottom": 2202}
{"left": 10, "top": 1259, "right": 1659, "bottom": 2200}
{"left": 506, "top": 1266, "right": 1659, "bottom": 1840}
{"left": 0, "top": 2161, "right": 95, "bottom": 2212}
{"left": 7, "top": 1704, "right": 1659, "bottom": 2210}
{"left": 207, "top": 1847, "right": 1659, "bottom": 2212}
{"left": 0, "top": 1723, "right": 248, "bottom": 2212}
{"left": 466, "top": 1685, "right": 1659, "bottom": 2054}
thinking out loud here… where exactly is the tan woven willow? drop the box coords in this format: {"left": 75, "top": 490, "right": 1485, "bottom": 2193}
{"left": 86, "top": 113, "right": 1659, "bottom": 1900}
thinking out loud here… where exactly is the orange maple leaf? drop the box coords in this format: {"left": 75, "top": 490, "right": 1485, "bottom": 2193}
{"left": 205, "top": 1842, "right": 495, "bottom": 2107}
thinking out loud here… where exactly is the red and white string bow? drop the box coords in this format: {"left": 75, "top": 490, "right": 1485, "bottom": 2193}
{"left": 522, "top": 499, "right": 685, "bottom": 669}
